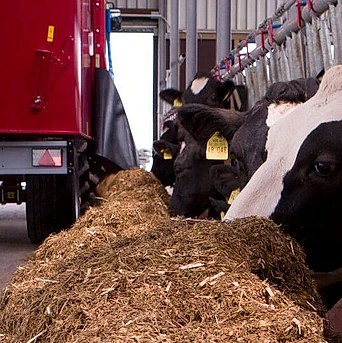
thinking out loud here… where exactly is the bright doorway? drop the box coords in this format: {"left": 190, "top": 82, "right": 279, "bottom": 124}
{"left": 110, "top": 32, "right": 155, "bottom": 170}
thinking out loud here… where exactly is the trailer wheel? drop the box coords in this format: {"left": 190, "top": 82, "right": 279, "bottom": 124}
{"left": 26, "top": 174, "right": 78, "bottom": 244}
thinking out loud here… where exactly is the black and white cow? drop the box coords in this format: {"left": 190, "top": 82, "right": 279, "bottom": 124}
{"left": 173, "top": 77, "right": 320, "bottom": 218}
{"left": 151, "top": 71, "right": 242, "bottom": 188}
{"left": 224, "top": 65, "right": 342, "bottom": 313}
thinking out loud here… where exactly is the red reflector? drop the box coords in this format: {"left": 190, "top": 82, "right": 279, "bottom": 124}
{"left": 38, "top": 149, "right": 55, "bottom": 166}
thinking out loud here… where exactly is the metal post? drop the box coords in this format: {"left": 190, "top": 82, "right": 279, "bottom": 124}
{"left": 311, "top": 16, "right": 324, "bottom": 77}
{"left": 216, "top": 0, "right": 231, "bottom": 64}
{"left": 287, "top": 32, "right": 304, "bottom": 79}
{"left": 294, "top": 32, "right": 305, "bottom": 78}
{"left": 170, "top": 0, "right": 179, "bottom": 89}
{"left": 317, "top": 13, "right": 333, "bottom": 71}
{"left": 250, "top": 66, "right": 259, "bottom": 103}
{"left": 245, "top": 66, "right": 254, "bottom": 109}
{"left": 268, "top": 48, "right": 279, "bottom": 84}
{"left": 157, "top": 0, "right": 167, "bottom": 139}
{"left": 186, "top": 0, "right": 197, "bottom": 86}
{"left": 305, "top": 22, "right": 315, "bottom": 77}
{"left": 329, "top": 4, "right": 342, "bottom": 65}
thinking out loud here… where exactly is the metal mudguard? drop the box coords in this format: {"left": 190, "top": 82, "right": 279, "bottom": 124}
{"left": 93, "top": 68, "right": 139, "bottom": 170}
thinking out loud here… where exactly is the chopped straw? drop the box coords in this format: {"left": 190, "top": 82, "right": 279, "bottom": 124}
{"left": 0, "top": 168, "right": 335, "bottom": 342}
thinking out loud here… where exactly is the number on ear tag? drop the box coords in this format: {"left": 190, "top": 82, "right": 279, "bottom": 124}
{"left": 206, "top": 131, "right": 228, "bottom": 160}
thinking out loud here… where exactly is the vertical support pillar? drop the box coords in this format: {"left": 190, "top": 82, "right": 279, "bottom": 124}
{"left": 157, "top": 0, "right": 167, "bottom": 139}
{"left": 216, "top": 0, "right": 231, "bottom": 64}
{"left": 186, "top": 0, "right": 197, "bottom": 86}
{"left": 170, "top": 0, "right": 179, "bottom": 89}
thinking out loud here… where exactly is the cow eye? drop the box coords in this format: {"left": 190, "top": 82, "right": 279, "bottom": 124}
{"left": 314, "top": 161, "right": 336, "bottom": 177}
{"left": 209, "top": 94, "right": 217, "bottom": 102}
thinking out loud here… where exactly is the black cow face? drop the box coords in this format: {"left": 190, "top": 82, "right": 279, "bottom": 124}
{"left": 151, "top": 140, "right": 179, "bottom": 187}
{"left": 270, "top": 122, "right": 342, "bottom": 273}
{"left": 169, "top": 136, "right": 225, "bottom": 218}
{"left": 151, "top": 120, "right": 179, "bottom": 187}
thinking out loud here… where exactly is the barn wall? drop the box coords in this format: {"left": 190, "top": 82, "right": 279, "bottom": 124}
{"left": 115, "top": 0, "right": 158, "bottom": 9}
{"left": 175, "top": 0, "right": 283, "bottom": 33}
{"left": 115, "top": 0, "right": 282, "bottom": 32}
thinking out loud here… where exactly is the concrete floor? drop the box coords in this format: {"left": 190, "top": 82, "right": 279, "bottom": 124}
{"left": 0, "top": 204, "right": 38, "bottom": 294}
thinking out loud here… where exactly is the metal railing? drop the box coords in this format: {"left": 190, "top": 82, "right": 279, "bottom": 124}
{"left": 213, "top": 0, "right": 342, "bottom": 108}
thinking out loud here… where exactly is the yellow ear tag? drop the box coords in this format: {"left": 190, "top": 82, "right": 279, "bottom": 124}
{"left": 227, "top": 188, "right": 240, "bottom": 205}
{"left": 206, "top": 131, "right": 228, "bottom": 160}
{"left": 220, "top": 211, "right": 225, "bottom": 221}
{"left": 173, "top": 99, "right": 182, "bottom": 107}
{"left": 163, "top": 150, "right": 172, "bottom": 160}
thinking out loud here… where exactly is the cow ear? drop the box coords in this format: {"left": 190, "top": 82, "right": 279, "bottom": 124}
{"left": 220, "top": 80, "right": 235, "bottom": 105}
{"left": 159, "top": 88, "right": 183, "bottom": 106}
{"left": 177, "top": 104, "right": 245, "bottom": 145}
{"left": 153, "top": 140, "right": 179, "bottom": 158}
{"left": 209, "top": 164, "right": 241, "bottom": 197}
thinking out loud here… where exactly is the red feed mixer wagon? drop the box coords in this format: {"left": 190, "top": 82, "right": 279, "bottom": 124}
{"left": 0, "top": 0, "right": 138, "bottom": 243}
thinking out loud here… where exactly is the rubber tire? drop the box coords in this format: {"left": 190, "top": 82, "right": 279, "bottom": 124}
{"left": 26, "top": 174, "right": 77, "bottom": 244}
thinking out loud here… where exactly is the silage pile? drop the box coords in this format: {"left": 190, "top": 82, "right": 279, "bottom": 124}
{"left": 0, "top": 168, "right": 330, "bottom": 342}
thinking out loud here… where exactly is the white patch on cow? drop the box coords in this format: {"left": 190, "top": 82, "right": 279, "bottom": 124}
{"left": 190, "top": 77, "right": 209, "bottom": 95}
{"left": 266, "top": 102, "right": 302, "bottom": 127}
{"left": 225, "top": 65, "right": 342, "bottom": 221}
{"left": 179, "top": 141, "right": 186, "bottom": 154}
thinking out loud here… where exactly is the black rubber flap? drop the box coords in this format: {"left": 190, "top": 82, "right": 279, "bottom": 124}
{"left": 94, "top": 68, "right": 139, "bottom": 170}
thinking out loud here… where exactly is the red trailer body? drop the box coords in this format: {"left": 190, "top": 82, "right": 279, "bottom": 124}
{"left": 1, "top": 0, "right": 93, "bottom": 136}
{"left": 0, "top": 0, "right": 138, "bottom": 243}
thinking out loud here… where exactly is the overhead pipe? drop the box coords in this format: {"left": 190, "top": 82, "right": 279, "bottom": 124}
{"left": 223, "top": 0, "right": 337, "bottom": 79}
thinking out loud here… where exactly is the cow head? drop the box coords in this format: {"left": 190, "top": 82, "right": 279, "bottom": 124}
{"left": 169, "top": 106, "right": 245, "bottom": 218}
{"left": 159, "top": 71, "right": 237, "bottom": 109}
{"left": 151, "top": 120, "right": 179, "bottom": 187}
{"left": 169, "top": 134, "right": 225, "bottom": 218}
